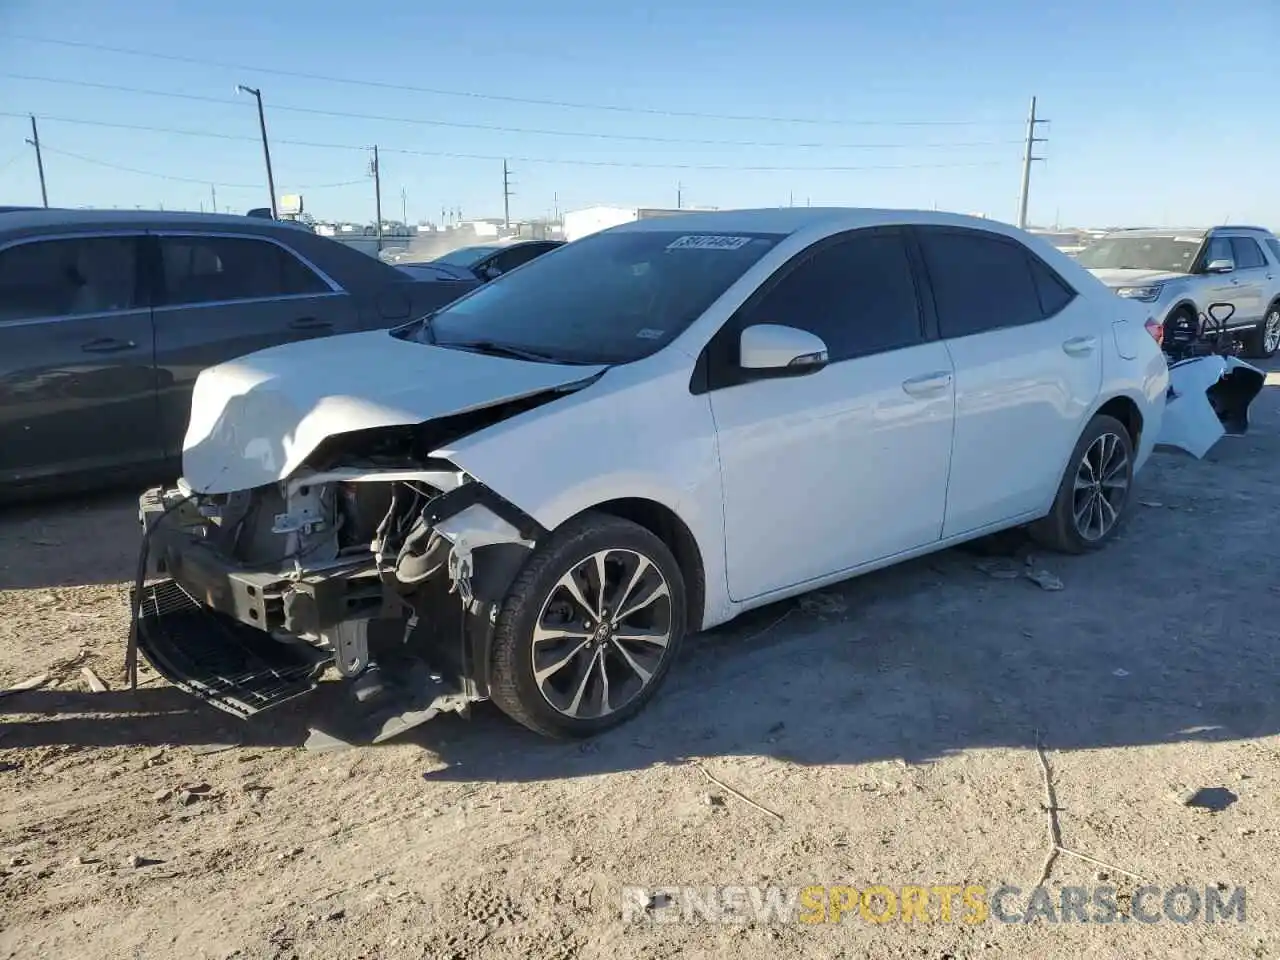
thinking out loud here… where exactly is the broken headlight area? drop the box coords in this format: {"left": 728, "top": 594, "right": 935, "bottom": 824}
{"left": 132, "top": 456, "right": 545, "bottom": 743}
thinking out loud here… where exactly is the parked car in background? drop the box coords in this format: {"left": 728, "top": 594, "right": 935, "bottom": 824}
{"left": 135, "top": 208, "right": 1168, "bottom": 741}
{"left": 1076, "top": 226, "right": 1280, "bottom": 358}
{"left": 420, "top": 239, "right": 564, "bottom": 282}
{"left": 0, "top": 209, "right": 471, "bottom": 498}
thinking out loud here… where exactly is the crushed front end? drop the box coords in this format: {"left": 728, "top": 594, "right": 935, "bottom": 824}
{"left": 132, "top": 444, "right": 545, "bottom": 743}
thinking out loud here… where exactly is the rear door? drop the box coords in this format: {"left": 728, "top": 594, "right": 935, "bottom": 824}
{"left": 0, "top": 233, "right": 160, "bottom": 487}
{"left": 149, "top": 231, "right": 361, "bottom": 457}
{"left": 913, "top": 226, "right": 1102, "bottom": 537}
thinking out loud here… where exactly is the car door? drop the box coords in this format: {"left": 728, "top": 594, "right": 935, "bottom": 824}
{"left": 913, "top": 226, "right": 1102, "bottom": 537}
{"left": 0, "top": 233, "right": 161, "bottom": 488}
{"left": 1227, "top": 236, "right": 1268, "bottom": 326}
{"left": 149, "top": 231, "right": 361, "bottom": 458}
{"left": 704, "top": 227, "right": 956, "bottom": 602}
{"left": 1198, "top": 236, "right": 1241, "bottom": 324}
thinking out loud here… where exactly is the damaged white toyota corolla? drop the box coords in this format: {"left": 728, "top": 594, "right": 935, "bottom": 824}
{"left": 131, "top": 208, "right": 1170, "bottom": 742}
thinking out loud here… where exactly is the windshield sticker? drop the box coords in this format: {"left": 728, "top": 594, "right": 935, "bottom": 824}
{"left": 1174, "top": 236, "right": 1202, "bottom": 244}
{"left": 666, "top": 235, "right": 753, "bottom": 251}
{"left": 636, "top": 328, "right": 665, "bottom": 340}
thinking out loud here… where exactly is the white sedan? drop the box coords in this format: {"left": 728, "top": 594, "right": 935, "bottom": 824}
{"left": 135, "top": 208, "right": 1169, "bottom": 741}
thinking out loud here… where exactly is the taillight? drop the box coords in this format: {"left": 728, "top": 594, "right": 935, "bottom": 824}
{"left": 1144, "top": 317, "right": 1163, "bottom": 346}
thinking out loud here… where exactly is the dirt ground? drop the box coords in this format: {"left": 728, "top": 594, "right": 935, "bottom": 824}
{"left": 3, "top": 375, "right": 1280, "bottom": 960}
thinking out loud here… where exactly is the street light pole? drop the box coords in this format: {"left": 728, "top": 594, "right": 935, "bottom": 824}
{"left": 236, "top": 84, "right": 278, "bottom": 219}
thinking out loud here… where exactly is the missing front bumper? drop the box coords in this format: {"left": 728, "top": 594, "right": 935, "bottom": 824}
{"left": 134, "top": 579, "right": 332, "bottom": 718}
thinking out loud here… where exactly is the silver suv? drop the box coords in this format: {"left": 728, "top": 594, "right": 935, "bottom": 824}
{"left": 1077, "top": 226, "right": 1280, "bottom": 358}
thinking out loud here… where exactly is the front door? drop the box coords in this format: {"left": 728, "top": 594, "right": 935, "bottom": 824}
{"left": 0, "top": 234, "right": 160, "bottom": 487}
{"left": 149, "top": 231, "right": 362, "bottom": 457}
{"left": 707, "top": 227, "right": 955, "bottom": 602}
{"left": 1227, "top": 236, "right": 1268, "bottom": 325}
{"left": 912, "top": 226, "right": 1103, "bottom": 536}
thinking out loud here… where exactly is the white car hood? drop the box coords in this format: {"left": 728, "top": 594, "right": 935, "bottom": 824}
{"left": 1088, "top": 267, "right": 1186, "bottom": 288}
{"left": 182, "top": 330, "right": 606, "bottom": 494}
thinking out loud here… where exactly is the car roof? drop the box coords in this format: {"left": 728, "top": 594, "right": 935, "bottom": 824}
{"left": 610, "top": 207, "right": 1028, "bottom": 238}
{"left": 0, "top": 208, "right": 303, "bottom": 232}
{"left": 1101, "top": 225, "right": 1273, "bottom": 240}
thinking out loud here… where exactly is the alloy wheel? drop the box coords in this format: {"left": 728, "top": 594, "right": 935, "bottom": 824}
{"left": 530, "top": 549, "right": 673, "bottom": 719}
{"left": 1264, "top": 309, "right": 1280, "bottom": 354}
{"left": 1072, "top": 432, "right": 1130, "bottom": 541}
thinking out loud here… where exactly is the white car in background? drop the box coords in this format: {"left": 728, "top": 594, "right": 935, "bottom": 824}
{"left": 134, "top": 209, "right": 1168, "bottom": 742}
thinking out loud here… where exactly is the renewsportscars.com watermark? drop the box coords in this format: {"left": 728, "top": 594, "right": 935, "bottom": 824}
{"left": 621, "top": 884, "right": 1247, "bottom": 926}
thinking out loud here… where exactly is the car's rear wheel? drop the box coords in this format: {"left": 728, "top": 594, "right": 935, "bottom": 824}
{"left": 1029, "top": 414, "right": 1134, "bottom": 554}
{"left": 1243, "top": 302, "right": 1280, "bottom": 359}
{"left": 489, "top": 512, "right": 686, "bottom": 739}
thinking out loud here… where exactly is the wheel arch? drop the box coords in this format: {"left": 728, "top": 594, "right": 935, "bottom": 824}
{"left": 1093, "top": 394, "right": 1143, "bottom": 448}
{"left": 567, "top": 497, "right": 708, "bottom": 633}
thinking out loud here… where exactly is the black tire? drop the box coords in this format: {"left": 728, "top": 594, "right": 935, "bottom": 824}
{"left": 1243, "top": 301, "right": 1280, "bottom": 359}
{"left": 489, "top": 511, "right": 687, "bottom": 739}
{"left": 1029, "top": 414, "right": 1134, "bottom": 554}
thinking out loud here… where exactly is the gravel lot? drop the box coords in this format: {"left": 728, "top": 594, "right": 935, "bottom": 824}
{"left": 2, "top": 371, "right": 1279, "bottom": 960}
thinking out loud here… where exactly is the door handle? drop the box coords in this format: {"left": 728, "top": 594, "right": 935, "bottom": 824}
{"left": 901, "top": 371, "right": 953, "bottom": 397}
{"left": 289, "top": 317, "right": 332, "bottom": 331}
{"left": 1062, "top": 336, "right": 1097, "bottom": 357}
{"left": 80, "top": 337, "right": 137, "bottom": 354}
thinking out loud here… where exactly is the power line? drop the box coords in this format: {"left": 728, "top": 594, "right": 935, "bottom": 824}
{"left": 0, "top": 110, "right": 1016, "bottom": 173}
{"left": 1, "top": 74, "right": 1025, "bottom": 150}
{"left": 38, "top": 144, "right": 366, "bottom": 191}
{"left": 2, "top": 34, "right": 1023, "bottom": 128}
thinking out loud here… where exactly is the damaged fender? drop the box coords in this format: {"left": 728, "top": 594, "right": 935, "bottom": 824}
{"left": 1158, "top": 355, "right": 1265, "bottom": 458}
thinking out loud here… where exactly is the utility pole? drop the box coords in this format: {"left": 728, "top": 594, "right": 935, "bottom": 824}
{"left": 369, "top": 146, "right": 383, "bottom": 253}
{"left": 677, "top": 182, "right": 683, "bottom": 209}
{"left": 236, "top": 85, "right": 278, "bottom": 219}
{"left": 400, "top": 186, "right": 407, "bottom": 225}
{"left": 25, "top": 115, "right": 48, "bottom": 208}
{"left": 502, "top": 160, "right": 513, "bottom": 231}
{"left": 1017, "top": 95, "right": 1049, "bottom": 230}
{"left": 210, "top": 184, "right": 218, "bottom": 216}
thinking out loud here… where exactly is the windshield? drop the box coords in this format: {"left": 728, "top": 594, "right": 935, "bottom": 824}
{"left": 418, "top": 230, "right": 784, "bottom": 364}
{"left": 432, "top": 245, "right": 501, "bottom": 267}
{"left": 1076, "top": 235, "right": 1202, "bottom": 273}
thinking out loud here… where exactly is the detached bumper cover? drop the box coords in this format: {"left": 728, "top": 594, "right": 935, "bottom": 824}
{"left": 134, "top": 579, "right": 332, "bottom": 718}
{"left": 1158, "top": 355, "right": 1265, "bottom": 458}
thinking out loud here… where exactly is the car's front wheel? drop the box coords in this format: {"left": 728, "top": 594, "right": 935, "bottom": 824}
{"left": 489, "top": 512, "right": 687, "bottom": 738}
{"left": 1244, "top": 302, "right": 1280, "bottom": 359}
{"left": 1029, "top": 414, "right": 1134, "bottom": 554}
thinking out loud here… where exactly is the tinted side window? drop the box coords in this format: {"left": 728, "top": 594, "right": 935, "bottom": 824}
{"left": 159, "top": 236, "right": 329, "bottom": 306}
{"left": 918, "top": 230, "right": 1046, "bottom": 338}
{"left": 1267, "top": 238, "right": 1280, "bottom": 265}
{"left": 1204, "top": 236, "right": 1233, "bottom": 267}
{"left": 1230, "top": 237, "right": 1266, "bottom": 269}
{"left": 0, "top": 237, "right": 138, "bottom": 322}
{"left": 1028, "top": 256, "right": 1076, "bottom": 317}
{"left": 745, "top": 231, "right": 922, "bottom": 361}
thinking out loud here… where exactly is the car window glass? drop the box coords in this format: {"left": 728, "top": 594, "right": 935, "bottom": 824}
{"left": 1230, "top": 237, "right": 1266, "bottom": 269}
{"left": 919, "top": 230, "right": 1046, "bottom": 338}
{"left": 159, "top": 236, "right": 329, "bottom": 306}
{"left": 746, "top": 231, "right": 921, "bottom": 361}
{"left": 0, "top": 236, "right": 137, "bottom": 322}
{"left": 1027, "top": 256, "right": 1076, "bottom": 317}
{"left": 1267, "top": 238, "right": 1280, "bottom": 264}
{"left": 1204, "top": 236, "right": 1233, "bottom": 266}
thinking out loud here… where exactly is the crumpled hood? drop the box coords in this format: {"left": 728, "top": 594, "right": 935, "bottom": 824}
{"left": 1088, "top": 267, "right": 1187, "bottom": 289}
{"left": 182, "top": 330, "right": 606, "bottom": 493}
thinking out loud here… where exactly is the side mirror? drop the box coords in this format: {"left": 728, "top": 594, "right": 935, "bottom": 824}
{"left": 1206, "top": 258, "right": 1235, "bottom": 274}
{"left": 739, "top": 324, "right": 828, "bottom": 371}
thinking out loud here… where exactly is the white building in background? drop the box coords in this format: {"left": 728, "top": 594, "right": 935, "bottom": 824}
{"left": 562, "top": 205, "right": 716, "bottom": 242}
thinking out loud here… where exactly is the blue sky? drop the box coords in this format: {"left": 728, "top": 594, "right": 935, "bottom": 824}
{"left": 0, "top": 0, "right": 1275, "bottom": 228}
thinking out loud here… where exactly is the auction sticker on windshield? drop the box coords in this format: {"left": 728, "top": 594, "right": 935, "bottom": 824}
{"left": 667, "top": 235, "right": 753, "bottom": 251}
